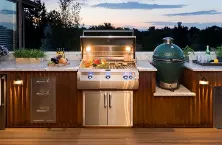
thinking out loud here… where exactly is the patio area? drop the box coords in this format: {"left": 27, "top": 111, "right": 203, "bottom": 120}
{"left": 0, "top": 128, "right": 222, "bottom": 145}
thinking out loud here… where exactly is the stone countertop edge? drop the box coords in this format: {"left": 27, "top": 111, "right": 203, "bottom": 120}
{"left": 136, "top": 60, "right": 157, "bottom": 71}
{"left": 0, "top": 60, "right": 81, "bottom": 71}
{"left": 184, "top": 62, "right": 222, "bottom": 72}
{"left": 0, "top": 60, "right": 157, "bottom": 72}
{"left": 154, "top": 85, "right": 196, "bottom": 97}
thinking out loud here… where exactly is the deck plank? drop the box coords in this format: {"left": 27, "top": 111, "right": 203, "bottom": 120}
{"left": 0, "top": 128, "right": 222, "bottom": 145}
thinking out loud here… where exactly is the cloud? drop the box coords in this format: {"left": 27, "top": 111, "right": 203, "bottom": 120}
{"left": 92, "top": 2, "right": 186, "bottom": 10}
{"left": 146, "top": 21, "right": 222, "bottom": 29}
{"left": 0, "top": 9, "right": 16, "bottom": 15}
{"left": 165, "top": 10, "right": 222, "bottom": 16}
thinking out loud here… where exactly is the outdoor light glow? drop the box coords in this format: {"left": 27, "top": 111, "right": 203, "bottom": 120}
{"left": 199, "top": 80, "right": 209, "bottom": 85}
{"left": 199, "top": 77, "right": 209, "bottom": 85}
{"left": 86, "top": 46, "right": 91, "bottom": 52}
{"left": 125, "top": 46, "right": 131, "bottom": 52}
{"left": 13, "top": 80, "right": 23, "bottom": 85}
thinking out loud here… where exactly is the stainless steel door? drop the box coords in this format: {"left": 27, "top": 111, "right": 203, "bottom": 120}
{"left": 83, "top": 91, "right": 108, "bottom": 126}
{"left": 108, "top": 91, "right": 133, "bottom": 126}
{"left": 0, "top": 75, "right": 6, "bottom": 130}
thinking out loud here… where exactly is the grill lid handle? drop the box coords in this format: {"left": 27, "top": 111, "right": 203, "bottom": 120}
{"left": 163, "top": 37, "right": 174, "bottom": 44}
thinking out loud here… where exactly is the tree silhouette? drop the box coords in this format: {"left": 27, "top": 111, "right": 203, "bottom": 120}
{"left": 22, "top": 0, "right": 222, "bottom": 51}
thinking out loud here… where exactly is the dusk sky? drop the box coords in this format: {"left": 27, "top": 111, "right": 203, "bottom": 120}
{"left": 0, "top": 0, "right": 222, "bottom": 30}
{"left": 43, "top": 0, "right": 222, "bottom": 30}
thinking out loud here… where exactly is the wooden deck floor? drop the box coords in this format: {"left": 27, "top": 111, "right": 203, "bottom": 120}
{"left": 0, "top": 128, "right": 222, "bottom": 145}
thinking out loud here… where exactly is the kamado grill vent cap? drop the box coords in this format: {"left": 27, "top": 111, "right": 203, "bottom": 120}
{"left": 153, "top": 37, "right": 185, "bottom": 62}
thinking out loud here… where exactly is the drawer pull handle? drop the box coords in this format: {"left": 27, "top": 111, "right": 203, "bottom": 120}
{"left": 36, "top": 79, "right": 49, "bottom": 84}
{"left": 36, "top": 107, "right": 49, "bottom": 112}
{"left": 36, "top": 91, "right": 49, "bottom": 96}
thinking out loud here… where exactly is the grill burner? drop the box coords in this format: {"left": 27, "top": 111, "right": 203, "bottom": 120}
{"left": 77, "top": 30, "right": 139, "bottom": 90}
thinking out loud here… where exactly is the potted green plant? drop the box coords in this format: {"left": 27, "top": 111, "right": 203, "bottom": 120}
{"left": 182, "top": 45, "right": 194, "bottom": 62}
{"left": 215, "top": 46, "right": 222, "bottom": 62}
{"left": 13, "top": 48, "right": 45, "bottom": 63}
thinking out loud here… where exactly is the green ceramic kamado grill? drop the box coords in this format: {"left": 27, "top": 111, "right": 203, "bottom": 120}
{"left": 153, "top": 37, "right": 185, "bottom": 91}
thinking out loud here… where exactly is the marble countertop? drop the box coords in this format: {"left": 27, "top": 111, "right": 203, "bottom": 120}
{"left": 0, "top": 60, "right": 157, "bottom": 72}
{"left": 0, "top": 60, "right": 81, "bottom": 71}
{"left": 154, "top": 85, "right": 196, "bottom": 97}
{"left": 136, "top": 60, "right": 157, "bottom": 71}
{"left": 184, "top": 62, "right": 222, "bottom": 71}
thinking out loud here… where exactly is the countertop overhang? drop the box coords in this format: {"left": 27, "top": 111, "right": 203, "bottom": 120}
{"left": 0, "top": 60, "right": 157, "bottom": 72}
{"left": 184, "top": 62, "right": 222, "bottom": 71}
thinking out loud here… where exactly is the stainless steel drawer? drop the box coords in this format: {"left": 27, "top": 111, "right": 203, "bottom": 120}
{"left": 31, "top": 77, "right": 54, "bottom": 87}
{"left": 30, "top": 77, "right": 56, "bottom": 123}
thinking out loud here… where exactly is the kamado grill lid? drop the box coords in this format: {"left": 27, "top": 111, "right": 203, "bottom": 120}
{"left": 153, "top": 37, "right": 185, "bottom": 62}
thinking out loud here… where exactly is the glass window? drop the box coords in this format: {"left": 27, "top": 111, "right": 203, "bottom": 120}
{"left": 0, "top": 0, "right": 17, "bottom": 51}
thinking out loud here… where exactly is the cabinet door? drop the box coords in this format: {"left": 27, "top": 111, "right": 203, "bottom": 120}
{"left": 108, "top": 91, "right": 133, "bottom": 126}
{"left": 213, "top": 87, "right": 222, "bottom": 129}
{"left": 84, "top": 91, "right": 108, "bottom": 126}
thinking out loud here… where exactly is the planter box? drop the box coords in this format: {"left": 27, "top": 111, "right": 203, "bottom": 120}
{"left": 16, "top": 58, "right": 42, "bottom": 64}
{"left": 29, "top": 58, "right": 41, "bottom": 63}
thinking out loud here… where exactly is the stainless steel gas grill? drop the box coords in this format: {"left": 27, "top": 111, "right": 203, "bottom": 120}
{"left": 77, "top": 30, "right": 139, "bottom": 90}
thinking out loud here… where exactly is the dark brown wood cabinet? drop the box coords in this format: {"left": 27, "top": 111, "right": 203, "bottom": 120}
{"left": 6, "top": 71, "right": 83, "bottom": 128}
{"left": 134, "top": 70, "right": 222, "bottom": 128}
{"left": 2, "top": 69, "right": 222, "bottom": 128}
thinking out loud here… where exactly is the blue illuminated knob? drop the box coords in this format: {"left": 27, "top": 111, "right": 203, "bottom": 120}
{"left": 123, "top": 75, "right": 128, "bottom": 80}
{"left": 129, "top": 76, "right": 133, "bottom": 79}
{"left": 105, "top": 75, "right": 111, "bottom": 79}
{"left": 88, "top": 75, "right": 93, "bottom": 79}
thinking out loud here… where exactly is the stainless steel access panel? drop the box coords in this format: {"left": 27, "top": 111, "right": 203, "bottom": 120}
{"left": 213, "top": 86, "right": 222, "bottom": 129}
{"left": 0, "top": 75, "right": 6, "bottom": 130}
{"left": 83, "top": 91, "right": 133, "bottom": 127}
{"left": 30, "top": 77, "right": 56, "bottom": 123}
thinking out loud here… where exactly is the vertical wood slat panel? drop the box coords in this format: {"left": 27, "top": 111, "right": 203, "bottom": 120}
{"left": 4, "top": 69, "right": 222, "bottom": 128}
{"left": 134, "top": 70, "right": 222, "bottom": 128}
{"left": 6, "top": 71, "right": 82, "bottom": 128}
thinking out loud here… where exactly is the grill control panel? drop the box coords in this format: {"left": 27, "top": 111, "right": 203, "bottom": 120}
{"left": 82, "top": 71, "right": 138, "bottom": 81}
{"left": 77, "top": 71, "right": 139, "bottom": 89}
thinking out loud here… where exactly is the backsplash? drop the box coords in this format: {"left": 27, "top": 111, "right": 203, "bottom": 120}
{"left": 0, "top": 51, "right": 217, "bottom": 62}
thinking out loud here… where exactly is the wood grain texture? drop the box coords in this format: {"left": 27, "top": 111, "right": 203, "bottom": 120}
{"left": 0, "top": 128, "right": 222, "bottom": 145}
{"left": 182, "top": 68, "right": 222, "bottom": 127}
{"left": 5, "top": 71, "right": 83, "bottom": 128}
{"left": 133, "top": 70, "right": 222, "bottom": 128}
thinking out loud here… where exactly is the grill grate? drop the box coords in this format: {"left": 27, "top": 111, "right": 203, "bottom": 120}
{"left": 80, "top": 60, "right": 136, "bottom": 69}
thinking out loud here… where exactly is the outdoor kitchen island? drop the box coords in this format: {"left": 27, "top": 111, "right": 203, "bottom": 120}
{"left": 0, "top": 59, "right": 222, "bottom": 128}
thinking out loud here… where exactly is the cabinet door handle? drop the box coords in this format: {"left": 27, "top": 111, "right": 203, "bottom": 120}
{"left": 36, "top": 79, "right": 49, "bottom": 84}
{"left": 109, "top": 93, "right": 112, "bottom": 108}
{"left": 36, "top": 91, "right": 49, "bottom": 96}
{"left": 36, "top": 107, "right": 49, "bottom": 112}
{"left": 104, "top": 93, "right": 107, "bottom": 108}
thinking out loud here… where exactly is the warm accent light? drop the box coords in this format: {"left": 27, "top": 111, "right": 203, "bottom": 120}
{"left": 13, "top": 76, "right": 23, "bottom": 85}
{"left": 199, "top": 77, "right": 209, "bottom": 85}
{"left": 125, "top": 46, "right": 131, "bottom": 52}
{"left": 86, "top": 46, "right": 91, "bottom": 52}
{"left": 13, "top": 80, "right": 23, "bottom": 85}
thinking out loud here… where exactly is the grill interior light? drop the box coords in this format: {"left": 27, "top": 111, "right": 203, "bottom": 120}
{"left": 125, "top": 46, "right": 131, "bottom": 52}
{"left": 86, "top": 46, "right": 91, "bottom": 52}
